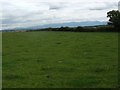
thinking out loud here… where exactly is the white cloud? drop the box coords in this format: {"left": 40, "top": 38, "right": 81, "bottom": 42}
{"left": 1, "top": 0, "right": 119, "bottom": 29}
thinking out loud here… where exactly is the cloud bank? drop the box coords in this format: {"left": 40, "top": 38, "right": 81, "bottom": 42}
{"left": 1, "top": 0, "right": 119, "bottom": 30}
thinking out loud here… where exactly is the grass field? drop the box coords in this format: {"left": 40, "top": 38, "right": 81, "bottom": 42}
{"left": 0, "top": 32, "right": 2, "bottom": 89}
{"left": 2, "top": 31, "right": 118, "bottom": 88}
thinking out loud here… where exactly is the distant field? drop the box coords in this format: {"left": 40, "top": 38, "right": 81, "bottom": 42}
{"left": 2, "top": 31, "right": 118, "bottom": 88}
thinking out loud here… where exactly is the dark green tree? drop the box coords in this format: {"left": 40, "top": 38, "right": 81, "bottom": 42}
{"left": 107, "top": 10, "right": 120, "bottom": 28}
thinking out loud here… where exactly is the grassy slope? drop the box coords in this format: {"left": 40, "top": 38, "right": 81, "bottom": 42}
{"left": 2, "top": 32, "right": 118, "bottom": 88}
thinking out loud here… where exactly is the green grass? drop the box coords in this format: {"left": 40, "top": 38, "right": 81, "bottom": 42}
{"left": 0, "top": 32, "right": 2, "bottom": 89}
{"left": 2, "top": 31, "right": 118, "bottom": 88}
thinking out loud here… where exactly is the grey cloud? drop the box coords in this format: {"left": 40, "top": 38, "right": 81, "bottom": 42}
{"left": 48, "top": 2, "right": 66, "bottom": 10}
{"left": 2, "top": 19, "right": 17, "bottom": 24}
{"left": 1, "top": 0, "right": 119, "bottom": 30}
{"left": 89, "top": 2, "right": 118, "bottom": 11}
{"left": 49, "top": 6, "right": 61, "bottom": 10}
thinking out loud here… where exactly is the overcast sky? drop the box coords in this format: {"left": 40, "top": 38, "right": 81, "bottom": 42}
{"left": 1, "top": 0, "right": 119, "bottom": 30}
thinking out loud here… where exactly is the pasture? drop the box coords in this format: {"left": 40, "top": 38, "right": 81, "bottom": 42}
{"left": 0, "top": 32, "right": 2, "bottom": 89}
{"left": 2, "top": 31, "right": 118, "bottom": 88}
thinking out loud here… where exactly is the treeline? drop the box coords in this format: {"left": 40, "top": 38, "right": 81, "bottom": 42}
{"left": 26, "top": 25, "right": 118, "bottom": 32}
{"left": 3, "top": 25, "right": 118, "bottom": 32}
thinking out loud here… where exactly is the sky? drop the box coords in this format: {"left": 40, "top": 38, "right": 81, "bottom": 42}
{"left": 1, "top": 0, "right": 119, "bottom": 30}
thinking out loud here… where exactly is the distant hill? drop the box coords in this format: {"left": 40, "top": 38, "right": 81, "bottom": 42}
{"left": 27, "top": 21, "right": 107, "bottom": 30}
{"left": 2, "top": 21, "right": 107, "bottom": 31}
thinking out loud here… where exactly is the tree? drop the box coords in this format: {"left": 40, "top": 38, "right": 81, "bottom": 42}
{"left": 76, "top": 26, "right": 84, "bottom": 32}
{"left": 107, "top": 10, "right": 120, "bottom": 28}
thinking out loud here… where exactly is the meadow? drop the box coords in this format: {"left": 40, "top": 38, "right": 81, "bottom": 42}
{"left": 0, "top": 32, "right": 2, "bottom": 89}
{"left": 2, "top": 31, "right": 118, "bottom": 88}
